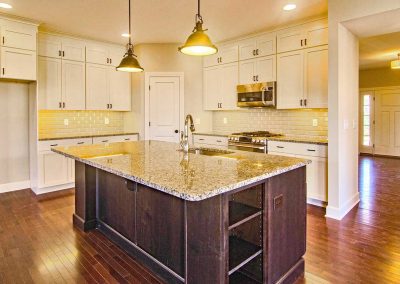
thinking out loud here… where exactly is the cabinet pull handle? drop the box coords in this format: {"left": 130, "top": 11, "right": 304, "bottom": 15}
{"left": 300, "top": 99, "right": 303, "bottom": 106}
{"left": 59, "top": 50, "right": 62, "bottom": 57}
{"left": 301, "top": 39, "right": 303, "bottom": 46}
{"left": 59, "top": 102, "right": 62, "bottom": 108}
{"left": 50, "top": 144, "right": 58, "bottom": 147}
{"left": 216, "top": 140, "right": 222, "bottom": 143}
{"left": 77, "top": 142, "right": 85, "bottom": 145}
{"left": 256, "top": 49, "right": 259, "bottom": 55}
{"left": 102, "top": 140, "right": 109, "bottom": 143}
{"left": 307, "top": 149, "right": 316, "bottom": 152}
{"left": 107, "top": 104, "right": 109, "bottom": 109}
{"left": 304, "top": 99, "right": 307, "bottom": 106}
{"left": 110, "top": 104, "right": 113, "bottom": 109}
{"left": 63, "top": 102, "right": 65, "bottom": 108}
{"left": 199, "top": 138, "right": 205, "bottom": 141}
{"left": 110, "top": 58, "right": 112, "bottom": 64}
{"left": 2, "top": 36, "right": 4, "bottom": 44}
{"left": 277, "top": 146, "right": 285, "bottom": 149}
{"left": 304, "top": 38, "right": 307, "bottom": 46}
{"left": 2, "top": 68, "right": 4, "bottom": 75}
{"left": 107, "top": 58, "right": 109, "bottom": 64}
{"left": 62, "top": 51, "right": 65, "bottom": 57}
{"left": 256, "top": 75, "right": 259, "bottom": 81}
{"left": 124, "top": 138, "right": 130, "bottom": 141}
{"left": 253, "top": 50, "right": 256, "bottom": 56}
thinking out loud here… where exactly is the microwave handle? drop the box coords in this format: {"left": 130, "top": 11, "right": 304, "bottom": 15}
{"left": 261, "top": 87, "right": 267, "bottom": 105}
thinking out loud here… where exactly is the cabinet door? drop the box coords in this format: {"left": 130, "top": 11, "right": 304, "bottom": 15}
{"left": 203, "top": 53, "right": 220, "bottom": 67}
{"left": 38, "top": 34, "right": 62, "bottom": 58}
{"left": 297, "top": 155, "right": 327, "bottom": 202}
{"left": 108, "top": 45, "right": 126, "bottom": 67}
{"left": 39, "top": 151, "right": 69, "bottom": 187}
{"left": 239, "top": 38, "right": 257, "bottom": 61}
{"left": 109, "top": 68, "right": 131, "bottom": 111}
{"left": 1, "top": 21, "right": 37, "bottom": 51}
{"left": 62, "top": 38, "right": 86, "bottom": 62}
{"left": 304, "top": 19, "right": 328, "bottom": 48}
{"left": 304, "top": 46, "right": 328, "bottom": 108}
{"left": 0, "top": 47, "right": 36, "bottom": 80}
{"left": 62, "top": 60, "right": 86, "bottom": 110}
{"left": 256, "top": 55, "right": 276, "bottom": 82}
{"left": 256, "top": 33, "right": 276, "bottom": 57}
{"left": 277, "top": 28, "right": 304, "bottom": 53}
{"left": 220, "top": 62, "right": 239, "bottom": 110}
{"left": 86, "top": 63, "right": 109, "bottom": 110}
{"left": 38, "top": 57, "right": 62, "bottom": 110}
{"left": 86, "top": 43, "right": 109, "bottom": 65}
{"left": 239, "top": 58, "right": 256, "bottom": 85}
{"left": 203, "top": 66, "right": 220, "bottom": 110}
{"left": 277, "top": 50, "right": 304, "bottom": 109}
{"left": 219, "top": 44, "right": 239, "bottom": 64}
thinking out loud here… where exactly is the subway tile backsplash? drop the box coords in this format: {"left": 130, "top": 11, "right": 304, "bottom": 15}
{"left": 212, "top": 109, "right": 328, "bottom": 137}
{"left": 38, "top": 110, "right": 125, "bottom": 139}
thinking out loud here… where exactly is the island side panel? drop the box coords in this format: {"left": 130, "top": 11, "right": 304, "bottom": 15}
{"left": 185, "top": 194, "right": 229, "bottom": 284}
{"left": 73, "top": 161, "right": 97, "bottom": 231}
{"left": 265, "top": 166, "right": 306, "bottom": 284}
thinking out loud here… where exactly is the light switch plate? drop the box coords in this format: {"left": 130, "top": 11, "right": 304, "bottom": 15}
{"left": 223, "top": 117, "right": 228, "bottom": 124}
{"left": 312, "top": 119, "right": 318, "bottom": 127}
{"left": 105, "top": 117, "right": 110, "bottom": 125}
{"left": 63, "top": 119, "right": 69, "bottom": 126}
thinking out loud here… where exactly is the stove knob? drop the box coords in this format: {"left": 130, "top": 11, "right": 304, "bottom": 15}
{"left": 236, "top": 137, "right": 239, "bottom": 141}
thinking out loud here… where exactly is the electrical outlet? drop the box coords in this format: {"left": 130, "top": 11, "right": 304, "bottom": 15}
{"left": 104, "top": 117, "right": 110, "bottom": 125}
{"left": 344, "top": 119, "right": 349, "bottom": 130}
{"left": 63, "top": 119, "right": 69, "bottom": 126}
{"left": 312, "top": 119, "right": 318, "bottom": 127}
{"left": 223, "top": 117, "right": 228, "bottom": 124}
{"left": 273, "top": 194, "right": 283, "bottom": 210}
{"left": 195, "top": 118, "right": 201, "bottom": 125}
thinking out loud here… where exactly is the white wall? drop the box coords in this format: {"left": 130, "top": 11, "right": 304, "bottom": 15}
{"left": 124, "top": 43, "right": 213, "bottom": 138}
{"left": 360, "top": 67, "right": 400, "bottom": 88}
{"left": 327, "top": 0, "right": 400, "bottom": 219}
{"left": 0, "top": 82, "right": 30, "bottom": 188}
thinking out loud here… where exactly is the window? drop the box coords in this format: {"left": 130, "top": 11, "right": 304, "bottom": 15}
{"left": 362, "top": 95, "right": 371, "bottom": 146}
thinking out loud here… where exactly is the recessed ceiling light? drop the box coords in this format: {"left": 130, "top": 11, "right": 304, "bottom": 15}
{"left": 283, "top": 3, "right": 296, "bottom": 11}
{"left": 0, "top": 3, "right": 12, "bottom": 9}
{"left": 121, "top": 33, "right": 131, "bottom": 38}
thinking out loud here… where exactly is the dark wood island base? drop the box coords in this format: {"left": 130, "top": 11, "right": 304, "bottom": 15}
{"left": 73, "top": 161, "right": 306, "bottom": 284}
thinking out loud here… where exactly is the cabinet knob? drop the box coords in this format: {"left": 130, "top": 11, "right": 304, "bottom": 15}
{"left": 174, "top": 130, "right": 179, "bottom": 133}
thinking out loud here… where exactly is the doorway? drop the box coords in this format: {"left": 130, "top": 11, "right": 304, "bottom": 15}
{"left": 144, "top": 72, "right": 184, "bottom": 142}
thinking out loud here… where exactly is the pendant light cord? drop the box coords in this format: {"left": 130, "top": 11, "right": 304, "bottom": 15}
{"left": 128, "top": 0, "right": 132, "bottom": 46}
{"left": 196, "top": 0, "right": 203, "bottom": 24}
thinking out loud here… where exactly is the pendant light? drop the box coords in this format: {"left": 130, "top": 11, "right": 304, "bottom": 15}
{"left": 178, "top": 0, "right": 218, "bottom": 56}
{"left": 391, "top": 53, "right": 400, "bottom": 69}
{"left": 117, "top": 0, "right": 144, "bottom": 72}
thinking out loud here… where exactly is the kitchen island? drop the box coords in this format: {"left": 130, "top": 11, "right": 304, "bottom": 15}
{"left": 53, "top": 140, "right": 309, "bottom": 284}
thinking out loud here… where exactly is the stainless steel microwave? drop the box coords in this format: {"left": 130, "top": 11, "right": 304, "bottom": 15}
{"left": 237, "top": 81, "right": 276, "bottom": 107}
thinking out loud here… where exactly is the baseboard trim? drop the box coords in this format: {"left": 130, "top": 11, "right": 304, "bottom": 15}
{"left": 0, "top": 180, "right": 30, "bottom": 193}
{"left": 307, "top": 198, "right": 327, "bottom": 207}
{"left": 33, "top": 182, "right": 75, "bottom": 195}
{"left": 325, "top": 192, "right": 360, "bottom": 220}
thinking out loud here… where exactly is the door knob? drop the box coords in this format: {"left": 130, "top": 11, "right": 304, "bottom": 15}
{"left": 175, "top": 130, "right": 179, "bottom": 133}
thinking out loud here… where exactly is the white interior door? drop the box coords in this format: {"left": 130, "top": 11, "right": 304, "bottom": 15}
{"left": 149, "top": 76, "right": 181, "bottom": 142}
{"left": 374, "top": 89, "right": 400, "bottom": 156}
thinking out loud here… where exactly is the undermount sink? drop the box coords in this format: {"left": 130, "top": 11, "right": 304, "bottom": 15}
{"left": 178, "top": 148, "right": 234, "bottom": 157}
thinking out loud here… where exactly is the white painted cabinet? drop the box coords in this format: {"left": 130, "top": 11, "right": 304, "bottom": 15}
{"left": 92, "top": 134, "right": 139, "bottom": 144}
{"left": 268, "top": 141, "right": 327, "bottom": 203}
{"left": 203, "top": 44, "right": 238, "bottom": 67}
{"left": 1, "top": 20, "right": 37, "bottom": 51}
{"left": 239, "top": 33, "right": 276, "bottom": 60}
{"left": 239, "top": 55, "right": 276, "bottom": 84}
{"left": 193, "top": 134, "right": 228, "bottom": 149}
{"left": 86, "top": 64, "right": 131, "bottom": 111}
{"left": 86, "top": 42, "right": 125, "bottom": 66}
{"left": 277, "top": 45, "right": 327, "bottom": 109}
{"left": 203, "top": 62, "right": 238, "bottom": 110}
{"left": 38, "top": 57, "right": 85, "bottom": 110}
{"left": 0, "top": 47, "right": 36, "bottom": 80}
{"left": 38, "top": 34, "right": 86, "bottom": 62}
{"left": 277, "top": 19, "right": 328, "bottom": 53}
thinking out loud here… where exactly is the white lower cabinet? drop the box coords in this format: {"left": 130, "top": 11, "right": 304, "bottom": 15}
{"left": 193, "top": 135, "right": 229, "bottom": 149}
{"left": 92, "top": 134, "right": 139, "bottom": 144}
{"left": 268, "top": 141, "right": 328, "bottom": 204}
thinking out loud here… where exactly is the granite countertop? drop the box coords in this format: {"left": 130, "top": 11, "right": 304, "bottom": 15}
{"left": 39, "top": 132, "right": 139, "bottom": 141}
{"left": 192, "top": 132, "right": 230, "bottom": 137}
{"left": 267, "top": 135, "right": 328, "bottom": 145}
{"left": 53, "top": 140, "right": 309, "bottom": 201}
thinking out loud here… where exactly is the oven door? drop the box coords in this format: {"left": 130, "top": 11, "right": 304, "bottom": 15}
{"left": 228, "top": 143, "right": 266, "bottom": 153}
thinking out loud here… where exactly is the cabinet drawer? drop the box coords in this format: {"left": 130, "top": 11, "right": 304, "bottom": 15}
{"left": 268, "top": 141, "right": 327, "bottom": 157}
{"left": 93, "top": 134, "right": 139, "bottom": 144}
{"left": 39, "top": 138, "right": 92, "bottom": 151}
{"left": 193, "top": 135, "right": 228, "bottom": 146}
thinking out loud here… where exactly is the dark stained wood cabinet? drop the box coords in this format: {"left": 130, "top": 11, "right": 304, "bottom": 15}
{"left": 136, "top": 184, "right": 185, "bottom": 277}
{"left": 74, "top": 161, "right": 306, "bottom": 284}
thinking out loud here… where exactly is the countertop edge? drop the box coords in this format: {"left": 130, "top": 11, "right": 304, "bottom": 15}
{"left": 267, "top": 137, "right": 328, "bottom": 145}
{"left": 39, "top": 133, "right": 139, "bottom": 141}
{"left": 192, "top": 132, "right": 229, "bottom": 138}
{"left": 52, "top": 147, "right": 310, "bottom": 202}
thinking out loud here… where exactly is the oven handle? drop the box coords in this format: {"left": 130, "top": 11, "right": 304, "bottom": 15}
{"left": 261, "top": 86, "right": 267, "bottom": 106}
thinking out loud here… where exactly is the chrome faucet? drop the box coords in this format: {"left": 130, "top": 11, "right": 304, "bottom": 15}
{"left": 180, "top": 114, "right": 195, "bottom": 153}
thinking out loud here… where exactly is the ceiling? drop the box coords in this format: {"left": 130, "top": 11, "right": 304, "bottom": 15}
{"left": 0, "top": 0, "right": 327, "bottom": 45}
{"left": 359, "top": 32, "right": 400, "bottom": 70}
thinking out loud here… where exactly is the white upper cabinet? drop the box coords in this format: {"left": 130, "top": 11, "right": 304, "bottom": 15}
{"left": 38, "top": 57, "right": 62, "bottom": 110}
{"left": 203, "top": 44, "right": 238, "bottom": 67}
{"left": 277, "top": 19, "right": 328, "bottom": 53}
{"left": 239, "top": 33, "right": 276, "bottom": 60}
{"left": 86, "top": 42, "right": 124, "bottom": 66}
{"left": 239, "top": 55, "right": 276, "bottom": 84}
{"left": 62, "top": 60, "right": 86, "bottom": 110}
{"left": 0, "top": 47, "right": 36, "bottom": 80}
{"left": 203, "top": 62, "right": 238, "bottom": 110}
{"left": 38, "top": 34, "right": 85, "bottom": 62}
{"left": 0, "top": 20, "right": 37, "bottom": 51}
{"left": 109, "top": 68, "right": 131, "bottom": 111}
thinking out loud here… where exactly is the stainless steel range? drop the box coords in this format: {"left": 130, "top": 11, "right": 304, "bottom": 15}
{"left": 228, "top": 131, "right": 282, "bottom": 153}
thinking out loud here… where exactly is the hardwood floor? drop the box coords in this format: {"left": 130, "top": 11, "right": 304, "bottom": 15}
{"left": 0, "top": 155, "right": 399, "bottom": 283}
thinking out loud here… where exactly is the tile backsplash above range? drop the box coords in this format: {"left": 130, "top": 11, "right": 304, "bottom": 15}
{"left": 213, "top": 108, "right": 328, "bottom": 137}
